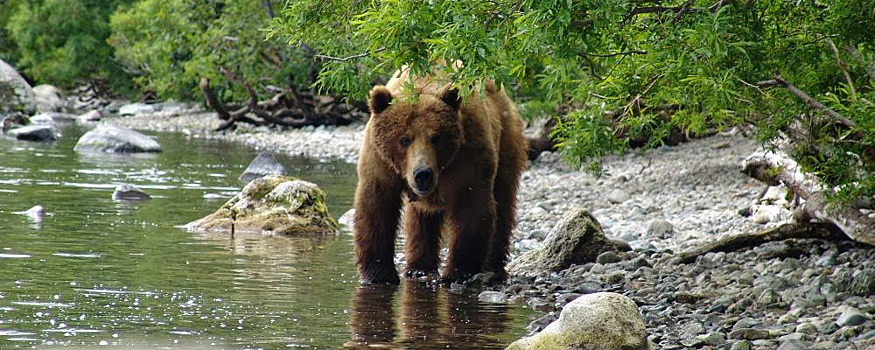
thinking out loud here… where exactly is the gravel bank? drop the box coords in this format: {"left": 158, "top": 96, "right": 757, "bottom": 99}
{"left": 99, "top": 108, "right": 874, "bottom": 350}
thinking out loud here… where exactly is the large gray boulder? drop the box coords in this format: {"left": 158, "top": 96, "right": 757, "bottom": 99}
{"left": 185, "top": 175, "right": 338, "bottom": 235}
{"left": 32, "top": 84, "right": 65, "bottom": 112}
{"left": 0, "top": 59, "right": 36, "bottom": 116}
{"left": 8, "top": 124, "right": 58, "bottom": 142}
{"left": 239, "top": 152, "right": 288, "bottom": 182}
{"left": 508, "top": 208, "right": 630, "bottom": 276}
{"left": 506, "top": 292, "right": 649, "bottom": 350}
{"left": 74, "top": 125, "right": 162, "bottom": 153}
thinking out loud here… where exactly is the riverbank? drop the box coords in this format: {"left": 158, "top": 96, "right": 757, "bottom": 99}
{"left": 95, "top": 108, "right": 874, "bottom": 350}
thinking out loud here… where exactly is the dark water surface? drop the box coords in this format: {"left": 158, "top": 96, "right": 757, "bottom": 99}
{"left": 0, "top": 124, "right": 535, "bottom": 349}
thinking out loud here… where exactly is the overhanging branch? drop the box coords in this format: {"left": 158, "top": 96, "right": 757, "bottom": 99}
{"left": 314, "top": 48, "right": 386, "bottom": 62}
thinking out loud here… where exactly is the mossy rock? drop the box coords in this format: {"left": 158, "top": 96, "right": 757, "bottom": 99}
{"left": 506, "top": 292, "right": 649, "bottom": 350}
{"left": 185, "top": 175, "right": 338, "bottom": 235}
{"left": 508, "top": 208, "right": 630, "bottom": 277}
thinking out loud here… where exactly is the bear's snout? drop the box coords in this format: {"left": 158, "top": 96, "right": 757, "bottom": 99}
{"left": 412, "top": 166, "right": 435, "bottom": 194}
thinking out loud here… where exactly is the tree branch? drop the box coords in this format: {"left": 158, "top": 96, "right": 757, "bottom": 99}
{"left": 199, "top": 77, "right": 231, "bottom": 121}
{"left": 709, "top": 0, "right": 736, "bottom": 11}
{"left": 677, "top": 222, "right": 848, "bottom": 263}
{"left": 579, "top": 50, "right": 648, "bottom": 58}
{"left": 741, "top": 147, "right": 875, "bottom": 245}
{"left": 672, "top": 0, "right": 696, "bottom": 23}
{"left": 314, "top": 48, "right": 386, "bottom": 62}
{"left": 827, "top": 39, "right": 857, "bottom": 103}
{"left": 773, "top": 73, "right": 856, "bottom": 129}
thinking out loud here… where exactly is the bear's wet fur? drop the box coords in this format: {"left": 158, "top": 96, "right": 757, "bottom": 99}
{"left": 354, "top": 67, "right": 527, "bottom": 284}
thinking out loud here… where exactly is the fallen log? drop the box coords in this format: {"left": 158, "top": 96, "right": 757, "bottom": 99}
{"left": 677, "top": 222, "right": 849, "bottom": 263}
{"left": 741, "top": 146, "right": 875, "bottom": 246}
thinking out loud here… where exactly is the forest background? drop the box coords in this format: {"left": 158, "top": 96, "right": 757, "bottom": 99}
{"left": 1, "top": 0, "right": 872, "bottom": 207}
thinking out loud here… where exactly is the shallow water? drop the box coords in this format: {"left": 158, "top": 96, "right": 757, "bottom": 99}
{"left": 0, "top": 123, "right": 535, "bottom": 349}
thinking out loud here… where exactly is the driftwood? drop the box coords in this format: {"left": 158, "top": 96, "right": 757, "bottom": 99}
{"left": 680, "top": 144, "right": 874, "bottom": 263}
{"left": 741, "top": 146, "right": 875, "bottom": 245}
{"left": 677, "top": 222, "right": 848, "bottom": 263}
{"left": 199, "top": 67, "right": 362, "bottom": 132}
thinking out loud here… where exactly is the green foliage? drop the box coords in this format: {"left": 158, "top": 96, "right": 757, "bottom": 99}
{"left": 5, "top": 0, "right": 134, "bottom": 90}
{"left": 109, "top": 0, "right": 310, "bottom": 102}
{"left": 272, "top": 0, "right": 875, "bottom": 204}
{"left": 0, "top": 0, "right": 24, "bottom": 65}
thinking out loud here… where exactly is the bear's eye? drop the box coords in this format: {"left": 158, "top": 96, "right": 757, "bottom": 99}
{"left": 399, "top": 137, "right": 411, "bottom": 147}
{"left": 430, "top": 134, "right": 441, "bottom": 144}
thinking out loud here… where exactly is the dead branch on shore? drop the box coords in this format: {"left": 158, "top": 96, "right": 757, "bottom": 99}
{"left": 677, "top": 222, "right": 849, "bottom": 263}
{"left": 741, "top": 146, "right": 875, "bottom": 245}
{"left": 199, "top": 67, "right": 364, "bottom": 132}
{"left": 680, "top": 143, "right": 874, "bottom": 263}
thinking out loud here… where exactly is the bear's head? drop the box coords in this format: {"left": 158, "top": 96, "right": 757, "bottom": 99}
{"left": 368, "top": 84, "right": 464, "bottom": 197}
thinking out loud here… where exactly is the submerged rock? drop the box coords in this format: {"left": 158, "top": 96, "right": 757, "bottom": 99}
{"left": 508, "top": 208, "right": 629, "bottom": 276}
{"left": 338, "top": 208, "right": 355, "bottom": 227}
{"left": 506, "top": 292, "right": 648, "bottom": 350}
{"left": 14, "top": 205, "right": 45, "bottom": 220}
{"left": 0, "top": 59, "right": 36, "bottom": 116}
{"left": 8, "top": 124, "right": 58, "bottom": 142}
{"left": 112, "top": 184, "right": 152, "bottom": 201}
{"left": 185, "top": 175, "right": 338, "bottom": 235}
{"left": 239, "top": 151, "right": 288, "bottom": 182}
{"left": 74, "top": 125, "right": 162, "bottom": 153}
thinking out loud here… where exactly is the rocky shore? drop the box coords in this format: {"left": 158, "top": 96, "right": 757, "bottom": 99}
{"left": 74, "top": 107, "right": 875, "bottom": 350}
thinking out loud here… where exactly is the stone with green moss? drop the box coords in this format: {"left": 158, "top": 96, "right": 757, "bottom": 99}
{"left": 507, "top": 208, "right": 630, "bottom": 277}
{"left": 185, "top": 175, "right": 338, "bottom": 235}
{"left": 506, "top": 292, "right": 649, "bottom": 350}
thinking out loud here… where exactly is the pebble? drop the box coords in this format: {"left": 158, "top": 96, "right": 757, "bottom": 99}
{"left": 647, "top": 219, "right": 674, "bottom": 238}
{"left": 729, "top": 340, "right": 752, "bottom": 350}
{"left": 776, "top": 339, "right": 810, "bottom": 350}
{"left": 729, "top": 328, "right": 773, "bottom": 341}
{"left": 836, "top": 306, "right": 867, "bottom": 327}
{"left": 477, "top": 291, "right": 508, "bottom": 304}
{"left": 795, "top": 323, "right": 816, "bottom": 335}
{"left": 697, "top": 332, "right": 726, "bottom": 346}
{"left": 596, "top": 251, "right": 622, "bottom": 264}
{"left": 607, "top": 189, "right": 630, "bottom": 204}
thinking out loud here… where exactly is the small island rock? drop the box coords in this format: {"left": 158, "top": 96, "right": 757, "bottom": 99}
{"left": 185, "top": 175, "right": 338, "bottom": 235}
{"left": 8, "top": 124, "right": 58, "bottom": 142}
{"left": 74, "top": 125, "right": 162, "bottom": 153}
{"left": 112, "top": 184, "right": 152, "bottom": 201}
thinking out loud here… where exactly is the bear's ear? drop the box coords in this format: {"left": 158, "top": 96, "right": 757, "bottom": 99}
{"left": 439, "top": 84, "right": 461, "bottom": 110}
{"left": 369, "top": 86, "right": 393, "bottom": 115}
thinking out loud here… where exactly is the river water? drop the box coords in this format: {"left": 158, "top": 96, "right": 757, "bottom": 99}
{"left": 0, "top": 123, "right": 536, "bottom": 349}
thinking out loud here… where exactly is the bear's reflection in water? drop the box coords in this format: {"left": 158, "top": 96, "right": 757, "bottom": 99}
{"left": 347, "top": 283, "right": 511, "bottom": 349}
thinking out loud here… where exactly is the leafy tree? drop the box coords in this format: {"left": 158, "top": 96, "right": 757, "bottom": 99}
{"left": 109, "top": 0, "right": 313, "bottom": 102}
{"left": 271, "top": 0, "right": 874, "bottom": 204}
{"left": 0, "top": 0, "right": 24, "bottom": 65}
{"left": 5, "top": 0, "right": 134, "bottom": 91}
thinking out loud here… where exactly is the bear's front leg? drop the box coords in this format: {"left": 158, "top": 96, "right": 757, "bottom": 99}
{"left": 403, "top": 206, "right": 442, "bottom": 279}
{"left": 443, "top": 187, "right": 497, "bottom": 283}
{"left": 353, "top": 174, "right": 404, "bottom": 284}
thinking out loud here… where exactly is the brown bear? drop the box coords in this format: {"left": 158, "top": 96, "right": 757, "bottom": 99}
{"left": 353, "top": 67, "right": 527, "bottom": 284}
